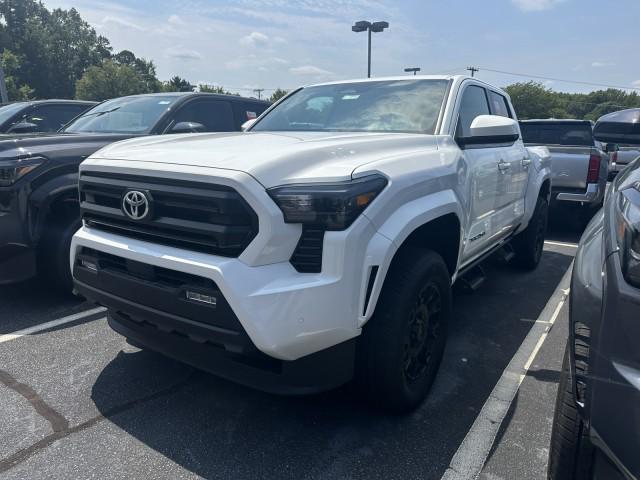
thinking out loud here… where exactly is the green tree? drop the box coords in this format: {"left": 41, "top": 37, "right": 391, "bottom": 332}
{"left": 75, "top": 60, "right": 150, "bottom": 101}
{"left": 165, "top": 76, "right": 194, "bottom": 92}
{"left": 1, "top": 49, "right": 34, "bottom": 100}
{"left": 198, "top": 84, "right": 240, "bottom": 96}
{"left": 504, "top": 82, "right": 561, "bottom": 119}
{"left": 112, "top": 49, "right": 161, "bottom": 93}
{"left": 269, "top": 88, "right": 288, "bottom": 103}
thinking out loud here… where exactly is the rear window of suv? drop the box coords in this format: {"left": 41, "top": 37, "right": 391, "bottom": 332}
{"left": 519, "top": 122, "right": 594, "bottom": 146}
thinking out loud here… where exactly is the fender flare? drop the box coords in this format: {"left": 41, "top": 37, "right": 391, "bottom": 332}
{"left": 29, "top": 172, "right": 80, "bottom": 242}
{"left": 359, "top": 189, "right": 463, "bottom": 326}
{"left": 520, "top": 146, "right": 552, "bottom": 234}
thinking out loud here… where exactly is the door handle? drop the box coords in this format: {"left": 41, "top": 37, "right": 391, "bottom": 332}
{"left": 522, "top": 158, "right": 532, "bottom": 167}
{"left": 498, "top": 160, "right": 511, "bottom": 172}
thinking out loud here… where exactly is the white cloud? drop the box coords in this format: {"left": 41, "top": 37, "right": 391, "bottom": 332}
{"left": 632, "top": 80, "right": 640, "bottom": 88}
{"left": 591, "top": 61, "right": 615, "bottom": 68}
{"left": 101, "top": 15, "right": 146, "bottom": 31}
{"left": 164, "top": 46, "right": 203, "bottom": 61}
{"left": 289, "top": 65, "right": 333, "bottom": 76}
{"left": 167, "top": 14, "right": 185, "bottom": 26}
{"left": 511, "top": 0, "right": 566, "bottom": 12}
{"left": 240, "top": 31, "right": 270, "bottom": 47}
{"left": 225, "top": 55, "right": 289, "bottom": 70}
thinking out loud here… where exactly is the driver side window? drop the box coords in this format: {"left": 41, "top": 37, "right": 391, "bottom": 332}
{"left": 456, "top": 85, "right": 490, "bottom": 139}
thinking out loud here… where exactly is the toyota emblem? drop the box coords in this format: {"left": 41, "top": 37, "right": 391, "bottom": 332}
{"left": 122, "top": 190, "right": 151, "bottom": 220}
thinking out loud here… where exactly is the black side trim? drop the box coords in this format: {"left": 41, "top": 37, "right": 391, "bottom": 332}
{"left": 457, "top": 133, "right": 519, "bottom": 149}
{"left": 363, "top": 266, "right": 379, "bottom": 315}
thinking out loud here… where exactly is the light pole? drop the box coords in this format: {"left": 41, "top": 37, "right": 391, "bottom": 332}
{"left": 404, "top": 67, "right": 421, "bottom": 76}
{"left": 352, "top": 20, "right": 389, "bottom": 78}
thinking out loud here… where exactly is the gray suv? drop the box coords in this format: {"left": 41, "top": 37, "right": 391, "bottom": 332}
{"left": 548, "top": 108, "right": 640, "bottom": 480}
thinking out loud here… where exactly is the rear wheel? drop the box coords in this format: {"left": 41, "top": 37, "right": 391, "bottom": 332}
{"left": 548, "top": 344, "right": 594, "bottom": 479}
{"left": 513, "top": 195, "right": 548, "bottom": 270}
{"left": 38, "top": 202, "right": 81, "bottom": 293}
{"left": 355, "top": 249, "right": 451, "bottom": 412}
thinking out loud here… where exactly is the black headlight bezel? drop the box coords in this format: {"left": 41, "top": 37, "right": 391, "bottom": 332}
{"left": 0, "top": 157, "right": 46, "bottom": 187}
{"left": 267, "top": 174, "right": 388, "bottom": 231}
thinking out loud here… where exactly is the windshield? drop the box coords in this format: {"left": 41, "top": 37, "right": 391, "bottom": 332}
{"left": 252, "top": 80, "right": 449, "bottom": 134}
{"left": 0, "top": 102, "right": 26, "bottom": 126}
{"left": 63, "top": 95, "right": 181, "bottom": 134}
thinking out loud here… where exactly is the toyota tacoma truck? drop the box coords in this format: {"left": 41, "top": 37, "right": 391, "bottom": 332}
{"left": 71, "top": 76, "right": 551, "bottom": 411}
{"left": 519, "top": 119, "right": 608, "bottom": 218}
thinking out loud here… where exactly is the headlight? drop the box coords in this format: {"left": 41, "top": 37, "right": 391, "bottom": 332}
{"left": 615, "top": 182, "right": 640, "bottom": 287}
{"left": 0, "top": 158, "right": 45, "bottom": 186}
{"left": 267, "top": 174, "right": 388, "bottom": 231}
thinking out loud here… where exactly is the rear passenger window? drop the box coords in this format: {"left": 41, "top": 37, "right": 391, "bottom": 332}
{"left": 173, "top": 100, "right": 235, "bottom": 132}
{"left": 488, "top": 91, "right": 511, "bottom": 118}
{"left": 456, "top": 85, "right": 490, "bottom": 138}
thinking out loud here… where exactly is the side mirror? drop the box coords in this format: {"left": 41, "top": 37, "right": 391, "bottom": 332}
{"left": 241, "top": 119, "right": 257, "bottom": 131}
{"left": 170, "top": 121, "right": 205, "bottom": 134}
{"left": 594, "top": 109, "right": 640, "bottom": 145}
{"left": 7, "top": 122, "right": 39, "bottom": 134}
{"left": 459, "top": 115, "right": 520, "bottom": 148}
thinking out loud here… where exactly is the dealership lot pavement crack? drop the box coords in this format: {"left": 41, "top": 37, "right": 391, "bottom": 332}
{"left": 0, "top": 372, "right": 199, "bottom": 474}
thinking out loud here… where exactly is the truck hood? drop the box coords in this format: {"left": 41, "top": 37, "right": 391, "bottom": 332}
{"left": 0, "top": 132, "right": 138, "bottom": 161}
{"left": 90, "top": 131, "right": 440, "bottom": 187}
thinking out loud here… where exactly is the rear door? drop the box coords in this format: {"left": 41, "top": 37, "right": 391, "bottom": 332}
{"left": 487, "top": 90, "right": 528, "bottom": 230}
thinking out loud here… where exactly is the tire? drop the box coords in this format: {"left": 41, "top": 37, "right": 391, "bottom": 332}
{"left": 548, "top": 344, "right": 593, "bottom": 480}
{"left": 38, "top": 205, "right": 81, "bottom": 293}
{"left": 355, "top": 249, "right": 451, "bottom": 412}
{"left": 513, "top": 195, "right": 548, "bottom": 270}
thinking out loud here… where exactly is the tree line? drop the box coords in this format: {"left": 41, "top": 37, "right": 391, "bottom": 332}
{"left": 1, "top": 1, "right": 637, "bottom": 115}
{"left": 0, "top": 0, "right": 288, "bottom": 102}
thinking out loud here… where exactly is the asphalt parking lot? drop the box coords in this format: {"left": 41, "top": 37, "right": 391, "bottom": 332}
{"left": 0, "top": 219, "right": 582, "bottom": 480}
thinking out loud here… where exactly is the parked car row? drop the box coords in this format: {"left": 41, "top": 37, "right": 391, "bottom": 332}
{"left": 0, "top": 92, "right": 270, "bottom": 289}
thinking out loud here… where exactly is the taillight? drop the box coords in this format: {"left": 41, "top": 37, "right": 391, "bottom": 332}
{"left": 587, "top": 153, "right": 601, "bottom": 183}
{"left": 611, "top": 151, "right": 618, "bottom": 164}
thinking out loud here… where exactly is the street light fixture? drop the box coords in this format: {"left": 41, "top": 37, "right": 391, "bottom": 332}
{"left": 404, "top": 67, "right": 421, "bottom": 76}
{"left": 351, "top": 20, "right": 389, "bottom": 78}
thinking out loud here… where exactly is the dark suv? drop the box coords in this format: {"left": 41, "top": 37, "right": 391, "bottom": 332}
{"left": 0, "top": 100, "right": 96, "bottom": 134}
{"left": 0, "top": 92, "right": 270, "bottom": 290}
{"left": 548, "top": 108, "right": 640, "bottom": 480}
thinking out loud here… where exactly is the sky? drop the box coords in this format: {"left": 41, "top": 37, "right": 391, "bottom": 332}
{"left": 44, "top": 0, "right": 640, "bottom": 96}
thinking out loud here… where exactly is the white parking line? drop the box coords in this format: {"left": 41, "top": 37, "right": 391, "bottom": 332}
{"left": 544, "top": 240, "right": 579, "bottom": 248}
{"left": 441, "top": 266, "right": 573, "bottom": 480}
{"left": 0, "top": 307, "right": 106, "bottom": 344}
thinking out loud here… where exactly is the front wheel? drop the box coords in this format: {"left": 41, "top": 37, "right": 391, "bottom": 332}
{"left": 513, "top": 195, "right": 548, "bottom": 270}
{"left": 355, "top": 249, "right": 451, "bottom": 412}
{"left": 548, "top": 344, "right": 594, "bottom": 479}
{"left": 38, "top": 205, "right": 81, "bottom": 293}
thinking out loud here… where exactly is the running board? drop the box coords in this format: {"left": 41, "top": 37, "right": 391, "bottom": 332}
{"left": 458, "top": 264, "right": 487, "bottom": 293}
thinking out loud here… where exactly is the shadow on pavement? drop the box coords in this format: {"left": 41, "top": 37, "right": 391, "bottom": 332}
{"left": 91, "top": 244, "right": 575, "bottom": 479}
{"left": 0, "top": 276, "right": 88, "bottom": 334}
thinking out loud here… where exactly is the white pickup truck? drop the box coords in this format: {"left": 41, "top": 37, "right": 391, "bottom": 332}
{"left": 71, "top": 76, "right": 551, "bottom": 411}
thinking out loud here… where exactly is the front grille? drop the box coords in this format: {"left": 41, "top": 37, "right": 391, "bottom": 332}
{"left": 79, "top": 172, "right": 258, "bottom": 257}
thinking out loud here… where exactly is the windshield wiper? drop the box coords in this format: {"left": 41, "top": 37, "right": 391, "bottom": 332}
{"left": 76, "top": 106, "right": 122, "bottom": 118}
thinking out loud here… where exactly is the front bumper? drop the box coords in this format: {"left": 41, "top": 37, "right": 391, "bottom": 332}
{"left": 556, "top": 182, "right": 604, "bottom": 204}
{"left": 0, "top": 185, "right": 36, "bottom": 284}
